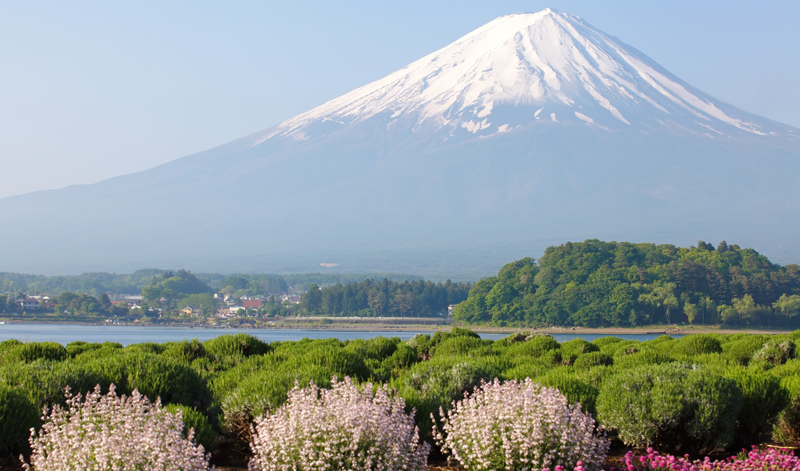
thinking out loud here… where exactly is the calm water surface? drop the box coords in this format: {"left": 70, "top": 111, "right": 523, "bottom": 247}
{"left": 0, "top": 323, "right": 678, "bottom": 346}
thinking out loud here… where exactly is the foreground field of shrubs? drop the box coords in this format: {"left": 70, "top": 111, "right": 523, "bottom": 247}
{"left": 2, "top": 329, "right": 800, "bottom": 469}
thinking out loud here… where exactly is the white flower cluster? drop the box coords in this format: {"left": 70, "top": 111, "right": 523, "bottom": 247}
{"left": 434, "top": 378, "right": 609, "bottom": 471}
{"left": 249, "top": 376, "right": 430, "bottom": 471}
{"left": 22, "top": 384, "right": 211, "bottom": 471}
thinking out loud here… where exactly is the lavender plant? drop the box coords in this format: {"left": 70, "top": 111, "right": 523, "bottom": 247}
{"left": 22, "top": 384, "right": 211, "bottom": 471}
{"left": 434, "top": 378, "right": 609, "bottom": 471}
{"left": 249, "top": 376, "right": 429, "bottom": 471}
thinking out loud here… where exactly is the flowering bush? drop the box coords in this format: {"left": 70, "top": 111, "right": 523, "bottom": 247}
{"left": 620, "top": 446, "right": 800, "bottom": 471}
{"left": 249, "top": 376, "right": 429, "bottom": 471}
{"left": 434, "top": 378, "right": 609, "bottom": 471}
{"left": 22, "top": 384, "right": 211, "bottom": 471}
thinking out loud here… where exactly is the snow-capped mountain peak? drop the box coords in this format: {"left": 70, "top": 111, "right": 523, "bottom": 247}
{"left": 255, "top": 9, "right": 794, "bottom": 146}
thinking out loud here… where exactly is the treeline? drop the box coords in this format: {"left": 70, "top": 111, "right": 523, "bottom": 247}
{"left": 0, "top": 269, "right": 426, "bottom": 298}
{"left": 455, "top": 239, "right": 800, "bottom": 327}
{"left": 299, "top": 279, "right": 471, "bottom": 317}
{"left": 208, "top": 272, "right": 425, "bottom": 295}
{"left": 0, "top": 269, "right": 175, "bottom": 297}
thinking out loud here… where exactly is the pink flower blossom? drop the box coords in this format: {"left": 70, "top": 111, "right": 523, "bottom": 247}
{"left": 434, "top": 378, "right": 609, "bottom": 471}
{"left": 249, "top": 376, "right": 429, "bottom": 471}
{"left": 21, "top": 384, "right": 211, "bottom": 471}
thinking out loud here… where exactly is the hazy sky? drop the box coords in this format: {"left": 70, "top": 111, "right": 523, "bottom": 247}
{"left": 1, "top": 1, "right": 798, "bottom": 199}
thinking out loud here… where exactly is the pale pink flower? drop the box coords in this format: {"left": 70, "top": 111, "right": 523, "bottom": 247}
{"left": 249, "top": 376, "right": 429, "bottom": 471}
{"left": 434, "top": 378, "right": 609, "bottom": 471}
{"left": 22, "top": 384, "right": 211, "bottom": 471}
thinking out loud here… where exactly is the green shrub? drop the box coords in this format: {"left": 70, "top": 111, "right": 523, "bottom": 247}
{"left": 560, "top": 338, "right": 600, "bottom": 357}
{"left": 770, "top": 359, "right": 800, "bottom": 444}
{"left": 494, "top": 332, "right": 531, "bottom": 347}
{"left": 502, "top": 361, "right": 550, "bottom": 382}
{"left": 752, "top": 338, "right": 796, "bottom": 367}
{"left": 534, "top": 368, "right": 599, "bottom": 414}
{"left": 774, "top": 394, "right": 800, "bottom": 445}
{"left": 163, "top": 403, "right": 217, "bottom": 452}
{"left": 162, "top": 339, "right": 206, "bottom": 363}
{"left": 210, "top": 354, "right": 287, "bottom": 403}
{"left": 284, "top": 342, "right": 370, "bottom": 381}
{"left": 612, "top": 349, "right": 674, "bottom": 370}
{"left": 85, "top": 351, "right": 210, "bottom": 407}
{"left": 722, "top": 335, "right": 769, "bottom": 365}
{"left": 539, "top": 349, "right": 567, "bottom": 366}
{"left": 503, "top": 335, "right": 560, "bottom": 361}
{"left": 0, "top": 338, "right": 22, "bottom": 353}
{"left": 0, "top": 341, "right": 67, "bottom": 365}
{"left": 448, "top": 327, "right": 482, "bottom": 339}
{"left": 669, "top": 334, "right": 723, "bottom": 358}
{"left": 381, "top": 343, "right": 418, "bottom": 377}
{"left": 393, "top": 355, "right": 505, "bottom": 438}
{"left": 600, "top": 339, "right": 640, "bottom": 356}
{"left": 0, "top": 383, "right": 39, "bottom": 452}
{"left": 721, "top": 365, "right": 787, "bottom": 447}
{"left": 431, "top": 335, "right": 492, "bottom": 358}
{"left": 644, "top": 335, "right": 676, "bottom": 346}
{"left": 72, "top": 342, "right": 124, "bottom": 362}
{"left": 65, "top": 341, "right": 103, "bottom": 358}
{"left": 343, "top": 336, "right": 398, "bottom": 360}
{"left": 204, "top": 333, "right": 271, "bottom": 360}
{"left": 405, "top": 334, "right": 432, "bottom": 359}
{"left": 124, "top": 342, "right": 167, "bottom": 355}
{"left": 0, "top": 359, "right": 109, "bottom": 411}
{"left": 571, "top": 365, "right": 612, "bottom": 389}
{"left": 573, "top": 351, "right": 613, "bottom": 369}
{"left": 591, "top": 336, "right": 624, "bottom": 349}
{"left": 596, "top": 364, "right": 742, "bottom": 455}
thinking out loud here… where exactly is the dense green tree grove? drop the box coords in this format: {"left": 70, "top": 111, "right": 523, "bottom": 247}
{"left": 142, "top": 270, "right": 214, "bottom": 310}
{"left": 213, "top": 275, "right": 288, "bottom": 297}
{"left": 455, "top": 240, "right": 800, "bottom": 327}
{"left": 298, "top": 279, "right": 471, "bottom": 317}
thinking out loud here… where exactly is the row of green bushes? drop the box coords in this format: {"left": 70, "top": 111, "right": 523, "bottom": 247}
{"left": 2, "top": 329, "right": 800, "bottom": 459}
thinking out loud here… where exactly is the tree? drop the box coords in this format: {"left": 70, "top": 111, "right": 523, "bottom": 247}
{"left": 99, "top": 293, "right": 112, "bottom": 312}
{"left": 303, "top": 283, "right": 322, "bottom": 315}
{"left": 178, "top": 293, "right": 218, "bottom": 318}
{"left": 638, "top": 283, "right": 678, "bottom": 324}
{"left": 699, "top": 296, "right": 716, "bottom": 325}
{"left": 718, "top": 304, "right": 736, "bottom": 325}
{"left": 772, "top": 294, "right": 800, "bottom": 325}
{"left": 367, "top": 289, "right": 387, "bottom": 316}
{"left": 656, "top": 284, "right": 679, "bottom": 325}
{"left": 733, "top": 295, "right": 756, "bottom": 324}
{"left": 684, "top": 302, "right": 699, "bottom": 325}
{"left": 394, "top": 292, "right": 414, "bottom": 317}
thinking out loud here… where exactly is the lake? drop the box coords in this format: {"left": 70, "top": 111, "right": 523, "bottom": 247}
{"left": 0, "top": 323, "right": 678, "bottom": 346}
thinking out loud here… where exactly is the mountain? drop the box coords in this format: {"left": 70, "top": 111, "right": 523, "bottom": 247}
{"left": 1, "top": 9, "right": 799, "bottom": 277}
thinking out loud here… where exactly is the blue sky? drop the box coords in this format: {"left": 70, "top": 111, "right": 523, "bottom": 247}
{"left": 1, "top": 1, "right": 798, "bottom": 198}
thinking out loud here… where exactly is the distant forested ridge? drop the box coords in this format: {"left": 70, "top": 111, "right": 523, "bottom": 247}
{"left": 298, "top": 279, "right": 471, "bottom": 317}
{"left": 0, "top": 269, "right": 164, "bottom": 297}
{"left": 0, "top": 270, "right": 424, "bottom": 298}
{"left": 455, "top": 240, "right": 800, "bottom": 328}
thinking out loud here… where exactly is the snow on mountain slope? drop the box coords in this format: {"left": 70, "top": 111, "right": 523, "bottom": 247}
{"left": 255, "top": 9, "right": 797, "bottom": 145}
